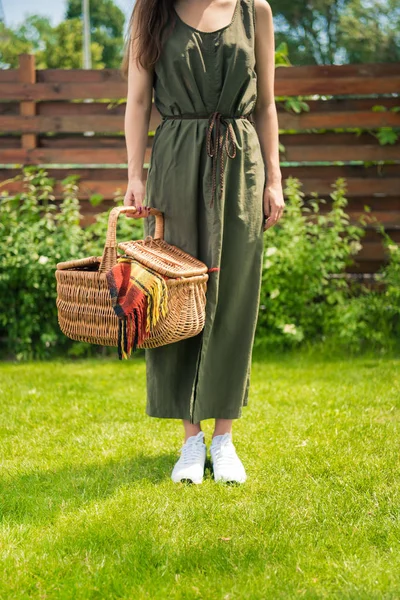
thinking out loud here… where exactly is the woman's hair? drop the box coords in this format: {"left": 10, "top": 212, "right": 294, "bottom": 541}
{"left": 121, "top": 0, "right": 175, "bottom": 78}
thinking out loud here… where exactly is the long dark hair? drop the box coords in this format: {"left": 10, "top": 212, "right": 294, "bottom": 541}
{"left": 121, "top": 0, "right": 176, "bottom": 78}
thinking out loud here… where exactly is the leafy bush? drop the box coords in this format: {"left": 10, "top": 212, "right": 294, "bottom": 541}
{"left": 0, "top": 168, "right": 85, "bottom": 359}
{"left": 1, "top": 168, "right": 398, "bottom": 360}
{"left": 255, "top": 176, "right": 366, "bottom": 348}
{"left": 0, "top": 167, "right": 143, "bottom": 360}
{"left": 329, "top": 228, "right": 400, "bottom": 351}
{"left": 256, "top": 176, "right": 400, "bottom": 352}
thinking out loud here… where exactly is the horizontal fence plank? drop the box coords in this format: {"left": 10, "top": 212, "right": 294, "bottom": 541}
{"left": 275, "top": 63, "right": 400, "bottom": 79}
{"left": 36, "top": 68, "right": 124, "bottom": 84}
{"left": 32, "top": 63, "right": 400, "bottom": 84}
{"left": 1, "top": 76, "right": 398, "bottom": 100}
{"left": 2, "top": 125, "right": 398, "bottom": 167}
{"left": 3, "top": 61, "right": 399, "bottom": 86}
{"left": 1, "top": 136, "right": 398, "bottom": 164}
{"left": 20, "top": 97, "right": 396, "bottom": 118}
{"left": 0, "top": 147, "right": 132, "bottom": 164}
{"left": 0, "top": 82, "right": 128, "bottom": 101}
{"left": 279, "top": 132, "right": 400, "bottom": 161}
{"left": 35, "top": 102, "right": 163, "bottom": 130}
{"left": 276, "top": 76, "right": 400, "bottom": 96}
{"left": 0, "top": 69, "right": 17, "bottom": 83}
{"left": 2, "top": 109, "right": 400, "bottom": 134}
{"left": 39, "top": 136, "right": 127, "bottom": 147}
{"left": 280, "top": 131, "right": 400, "bottom": 147}
{"left": 0, "top": 115, "right": 125, "bottom": 133}
{"left": 2, "top": 74, "right": 400, "bottom": 102}
{"left": 279, "top": 111, "right": 400, "bottom": 129}
{"left": 37, "top": 102, "right": 126, "bottom": 116}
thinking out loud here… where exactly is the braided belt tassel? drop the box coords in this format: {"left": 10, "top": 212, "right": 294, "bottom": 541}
{"left": 162, "top": 111, "right": 250, "bottom": 209}
{"left": 206, "top": 112, "right": 238, "bottom": 208}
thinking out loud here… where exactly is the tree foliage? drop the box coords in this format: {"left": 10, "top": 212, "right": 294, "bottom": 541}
{"left": 270, "top": 0, "right": 400, "bottom": 64}
{"left": 66, "top": 0, "right": 125, "bottom": 68}
{"left": 339, "top": 0, "right": 400, "bottom": 63}
{"left": 0, "top": 0, "right": 125, "bottom": 69}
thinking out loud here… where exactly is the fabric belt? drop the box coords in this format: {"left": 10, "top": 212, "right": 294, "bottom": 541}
{"left": 161, "top": 111, "right": 254, "bottom": 208}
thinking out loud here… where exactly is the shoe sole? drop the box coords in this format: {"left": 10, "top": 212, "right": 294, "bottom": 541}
{"left": 172, "top": 477, "right": 203, "bottom": 485}
{"left": 214, "top": 477, "right": 246, "bottom": 484}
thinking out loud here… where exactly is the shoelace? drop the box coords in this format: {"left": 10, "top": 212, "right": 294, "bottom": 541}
{"left": 180, "top": 438, "right": 205, "bottom": 465}
{"left": 211, "top": 435, "right": 239, "bottom": 467}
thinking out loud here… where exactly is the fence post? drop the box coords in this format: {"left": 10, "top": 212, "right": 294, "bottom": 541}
{"left": 19, "top": 54, "right": 37, "bottom": 153}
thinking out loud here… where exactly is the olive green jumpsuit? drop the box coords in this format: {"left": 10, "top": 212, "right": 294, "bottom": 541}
{"left": 143, "top": 0, "right": 266, "bottom": 424}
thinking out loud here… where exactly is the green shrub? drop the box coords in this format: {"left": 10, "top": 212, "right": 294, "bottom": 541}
{"left": 1, "top": 168, "right": 398, "bottom": 360}
{"left": 0, "top": 168, "right": 86, "bottom": 359}
{"left": 330, "top": 228, "right": 400, "bottom": 351}
{"left": 256, "top": 176, "right": 400, "bottom": 352}
{"left": 0, "top": 167, "right": 143, "bottom": 360}
{"left": 255, "top": 176, "right": 366, "bottom": 348}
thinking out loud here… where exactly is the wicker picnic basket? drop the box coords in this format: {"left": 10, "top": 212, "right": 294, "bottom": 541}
{"left": 55, "top": 205, "right": 209, "bottom": 349}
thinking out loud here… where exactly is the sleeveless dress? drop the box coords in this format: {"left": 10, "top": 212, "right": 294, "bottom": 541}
{"left": 143, "top": 0, "right": 266, "bottom": 424}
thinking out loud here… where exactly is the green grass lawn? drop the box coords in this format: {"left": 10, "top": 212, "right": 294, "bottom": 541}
{"left": 0, "top": 349, "right": 399, "bottom": 599}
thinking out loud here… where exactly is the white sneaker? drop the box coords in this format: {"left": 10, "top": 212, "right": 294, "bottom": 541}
{"left": 171, "top": 431, "right": 207, "bottom": 484}
{"left": 210, "top": 433, "right": 247, "bottom": 483}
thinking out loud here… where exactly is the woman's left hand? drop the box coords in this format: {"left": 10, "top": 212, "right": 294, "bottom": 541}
{"left": 263, "top": 180, "right": 285, "bottom": 231}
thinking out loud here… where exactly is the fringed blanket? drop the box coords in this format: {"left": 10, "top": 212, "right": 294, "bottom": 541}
{"left": 106, "top": 256, "right": 169, "bottom": 360}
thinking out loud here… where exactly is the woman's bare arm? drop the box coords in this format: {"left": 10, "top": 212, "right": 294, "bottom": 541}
{"left": 253, "top": 0, "right": 285, "bottom": 230}
{"left": 124, "top": 12, "right": 154, "bottom": 216}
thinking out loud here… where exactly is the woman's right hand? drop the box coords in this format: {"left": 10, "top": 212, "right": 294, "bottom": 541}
{"left": 123, "top": 178, "right": 150, "bottom": 218}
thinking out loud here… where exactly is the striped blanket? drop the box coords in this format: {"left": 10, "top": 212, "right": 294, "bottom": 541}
{"left": 106, "top": 256, "right": 169, "bottom": 360}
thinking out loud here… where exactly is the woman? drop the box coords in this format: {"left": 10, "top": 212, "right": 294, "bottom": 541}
{"left": 122, "top": 0, "right": 284, "bottom": 484}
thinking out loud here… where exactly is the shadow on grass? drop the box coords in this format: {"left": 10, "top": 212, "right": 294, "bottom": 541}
{"left": 0, "top": 451, "right": 177, "bottom": 526}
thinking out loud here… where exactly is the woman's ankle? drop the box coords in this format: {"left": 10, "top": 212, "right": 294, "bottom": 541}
{"left": 182, "top": 419, "right": 202, "bottom": 442}
{"left": 212, "top": 418, "right": 233, "bottom": 439}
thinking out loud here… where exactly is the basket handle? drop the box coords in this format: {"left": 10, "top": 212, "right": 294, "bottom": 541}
{"left": 99, "top": 205, "right": 164, "bottom": 273}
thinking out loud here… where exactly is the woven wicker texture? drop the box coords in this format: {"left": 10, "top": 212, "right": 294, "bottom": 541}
{"left": 119, "top": 237, "right": 208, "bottom": 278}
{"left": 55, "top": 205, "right": 209, "bottom": 349}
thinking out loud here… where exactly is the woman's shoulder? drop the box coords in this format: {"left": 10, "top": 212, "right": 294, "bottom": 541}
{"left": 254, "top": 0, "right": 273, "bottom": 20}
{"left": 253, "top": 0, "right": 273, "bottom": 30}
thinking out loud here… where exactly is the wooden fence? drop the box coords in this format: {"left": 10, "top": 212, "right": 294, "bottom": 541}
{"left": 1, "top": 54, "right": 400, "bottom": 275}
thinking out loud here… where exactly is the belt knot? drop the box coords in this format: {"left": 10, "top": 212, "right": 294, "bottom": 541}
{"left": 206, "top": 111, "right": 238, "bottom": 208}
{"left": 161, "top": 111, "right": 253, "bottom": 208}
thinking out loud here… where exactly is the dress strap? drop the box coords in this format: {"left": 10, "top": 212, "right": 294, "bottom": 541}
{"left": 250, "top": 0, "right": 256, "bottom": 34}
{"left": 238, "top": 0, "right": 256, "bottom": 39}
